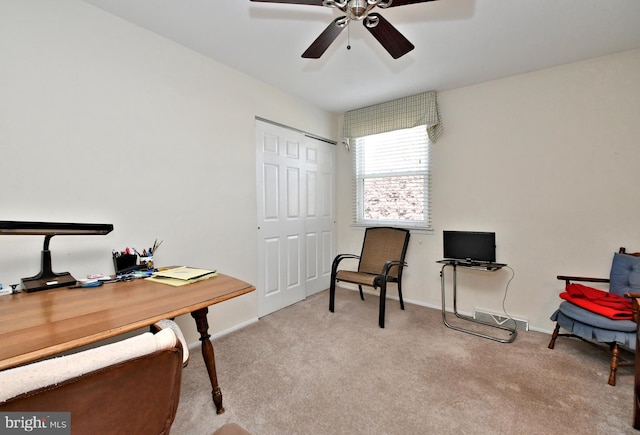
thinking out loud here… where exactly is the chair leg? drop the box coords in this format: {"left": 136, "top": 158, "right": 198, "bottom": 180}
{"left": 548, "top": 323, "right": 560, "bottom": 349}
{"left": 547, "top": 322, "right": 621, "bottom": 386}
{"left": 379, "top": 281, "right": 387, "bottom": 328}
{"left": 397, "top": 281, "right": 405, "bottom": 310}
{"left": 609, "top": 343, "right": 620, "bottom": 386}
{"left": 358, "top": 285, "right": 365, "bottom": 301}
{"left": 329, "top": 277, "right": 336, "bottom": 313}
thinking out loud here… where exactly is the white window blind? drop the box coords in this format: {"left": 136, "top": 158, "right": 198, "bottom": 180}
{"left": 353, "top": 125, "right": 431, "bottom": 230}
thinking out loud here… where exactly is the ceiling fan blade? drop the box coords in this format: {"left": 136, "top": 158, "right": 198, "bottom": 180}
{"left": 302, "top": 17, "right": 347, "bottom": 59}
{"left": 364, "top": 13, "right": 414, "bottom": 59}
{"left": 385, "top": 0, "right": 439, "bottom": 7}
{"left": 250, "top": 0, "right": 325, "bottom": 5}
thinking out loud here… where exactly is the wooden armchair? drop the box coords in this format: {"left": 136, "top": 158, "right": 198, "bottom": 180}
{"left": 548, "top": 247, "right": 640, "bottom": 386}
{"left": 0, "top": 320, "right": 188, "bottom": 435}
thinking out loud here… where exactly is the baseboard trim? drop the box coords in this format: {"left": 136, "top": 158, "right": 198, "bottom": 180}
{"left": 186, "top": 288, "right": 555, "bottom": 350}
{"left": 187, "top": 317, "right": 260, "bottom": 350}
{"left": 349, "top": 287, "right": 554, "bottom": 335}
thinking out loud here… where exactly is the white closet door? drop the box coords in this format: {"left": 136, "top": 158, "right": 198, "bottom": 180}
{"left": 256, "top": 120, "right": 335, "bottom": 317}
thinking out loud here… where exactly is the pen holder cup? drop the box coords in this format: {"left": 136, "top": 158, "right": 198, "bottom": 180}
{"left": 140, "top": 256, "right": 154, "bottom": 269}
{"left": 113, "top": 254, "right": 138, "bottom": 274}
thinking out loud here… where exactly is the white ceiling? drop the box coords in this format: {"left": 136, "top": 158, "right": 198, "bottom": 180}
{"left": 82, "top": 0, "right": 640, "bottom": 113}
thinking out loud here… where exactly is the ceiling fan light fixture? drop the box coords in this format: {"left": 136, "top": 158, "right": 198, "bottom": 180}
{"left": 347, "top": 0, "right": 369, "bottom": 21}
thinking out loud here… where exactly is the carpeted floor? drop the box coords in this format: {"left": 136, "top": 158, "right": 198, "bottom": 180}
{"left": 172, "top": 287, "right": 637, "bottom": 434}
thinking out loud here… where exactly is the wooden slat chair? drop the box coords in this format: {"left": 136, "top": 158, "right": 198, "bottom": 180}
{"left": 329, "top": 227, "right": 410, "bottom": 328}
{"left": 548, "top": 247, "right": 640, "bottom": 385}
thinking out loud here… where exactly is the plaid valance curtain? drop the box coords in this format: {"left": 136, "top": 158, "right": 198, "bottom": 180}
{"left": 342, "top": 90, "right": 443, "bottom": 143}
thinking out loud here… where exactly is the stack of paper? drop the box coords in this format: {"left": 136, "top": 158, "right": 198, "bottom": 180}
{"left": 146, "top": 266, "right": 217, "bottom": 287}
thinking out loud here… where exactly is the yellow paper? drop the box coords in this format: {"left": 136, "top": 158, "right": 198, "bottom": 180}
{"left": 146, "top": 267, "right": 217, "bottom": 286}
{"left": 152, "top": 266, "right": 216, "bottom": 281}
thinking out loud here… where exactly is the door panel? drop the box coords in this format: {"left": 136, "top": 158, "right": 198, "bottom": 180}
{"left": 263, "top": 163, "right": 279, "bottom": 220}
{"left": 306, "top": 232, "right": 318, "bottom": 281}
{"left": 286, "top": 167, "right": 300, "bottom": 218}
{"left": 303, "top": 137, "right": 336, "bottom": 296}
{"left": 264, "top": 237, "right": 280, "bottom": 297}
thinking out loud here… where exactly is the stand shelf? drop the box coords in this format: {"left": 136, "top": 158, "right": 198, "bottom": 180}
{"left": 437, "top": 259, "right": 517, "bottom": 343}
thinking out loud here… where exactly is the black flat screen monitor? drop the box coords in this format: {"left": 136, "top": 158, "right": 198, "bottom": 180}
{"left": 443, "top": 231, "right": 496, "bottom": 263}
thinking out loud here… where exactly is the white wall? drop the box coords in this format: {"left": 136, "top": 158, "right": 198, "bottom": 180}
{"left": 336, "top": 49, "right": 640, "bottom": 333}
{"left": 2, "top": 1, "right": 638, "bottom": 341}
{"left": 0, "top": 0, "right": 339, "bottom": 343}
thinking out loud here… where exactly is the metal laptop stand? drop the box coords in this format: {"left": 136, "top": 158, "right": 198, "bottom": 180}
{"left": 437, "top": 259, "right": 517, "bottom": 343}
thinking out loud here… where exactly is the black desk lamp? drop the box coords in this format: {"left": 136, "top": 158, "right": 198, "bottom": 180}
{"left": 0, "top": 221, "right": 113, "bottom": 292}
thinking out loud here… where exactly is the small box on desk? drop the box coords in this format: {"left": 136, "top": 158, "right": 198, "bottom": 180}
{"left": 113, "top": 254, "right": 143, "bottom": 275}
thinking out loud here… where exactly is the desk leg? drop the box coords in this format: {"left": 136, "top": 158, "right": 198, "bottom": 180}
{"left": 191, "top": 307, "right": 225, "bottom": 414}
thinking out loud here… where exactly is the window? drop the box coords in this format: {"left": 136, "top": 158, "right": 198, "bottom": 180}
{"left": 353, "top": 125, "right": 431, "bottom": 231}
{"left": 343, "top": 90, "right": 442, "bottom": 232}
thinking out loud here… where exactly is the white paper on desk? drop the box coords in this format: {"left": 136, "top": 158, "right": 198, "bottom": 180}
{"left": 152, "top": 266, "right": 216, "bottom": 281}
{"left": 146, "top": 273, "right": 217, "bottom": 287}
{"left": 147, "top": 268, "right": 218, "bottom": 287}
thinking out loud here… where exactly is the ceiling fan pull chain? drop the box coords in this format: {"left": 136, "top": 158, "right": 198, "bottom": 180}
{"left": 347, "top": 24, "right": 351, "bottom": 50}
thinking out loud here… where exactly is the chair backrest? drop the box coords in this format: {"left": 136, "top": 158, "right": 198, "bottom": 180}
{"left": 610, "top": 247, "right": 640, "bottom": 297}
{"left": 0, "top": 327, "right": 184, "bottom": 435}
{"left": 358, "top": 227, "right": 410, "bottom": 278}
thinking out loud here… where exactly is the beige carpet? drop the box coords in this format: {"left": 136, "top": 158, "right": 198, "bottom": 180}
{"left": 172, "top": 287, "right": 637, "bottom": 434}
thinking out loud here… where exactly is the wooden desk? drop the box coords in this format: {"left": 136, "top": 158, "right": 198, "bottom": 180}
{"left": 0, "top": 273, "right": 255, "bottom": 414}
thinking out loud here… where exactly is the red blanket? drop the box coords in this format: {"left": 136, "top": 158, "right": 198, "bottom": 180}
{"left": 559, "top": 283, "right": 634, "bottom": 320}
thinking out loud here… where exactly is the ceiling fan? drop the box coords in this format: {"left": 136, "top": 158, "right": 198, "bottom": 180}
{"left": 250, "top": 0, "right": 438, "bottom": 59}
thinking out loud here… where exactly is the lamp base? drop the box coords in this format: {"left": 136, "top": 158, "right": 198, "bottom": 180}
{"left": 22, "top": 272, "right": 77, "bottom": 293}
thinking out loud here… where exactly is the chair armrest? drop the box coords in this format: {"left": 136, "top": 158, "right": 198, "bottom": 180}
{"left": 331, "top": 254, "right": 361, "bottom": 280}
{"left": 624, "top": 293, "right": 640, "bottom": 324}
{"left": 335, "top": 254, "right": 359, "bottom": 261}
{"left": 381, "top": 260, "right": 407, "bottom": 277}
{"left": 332, "top": 254, "right": 360, "bottom": 269}
{"left": 557, "top": 275, "right": 609, "bottom": 285}
{"left": 153, "top": 319, "right": 189, "bottom": 366}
